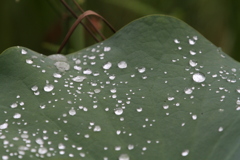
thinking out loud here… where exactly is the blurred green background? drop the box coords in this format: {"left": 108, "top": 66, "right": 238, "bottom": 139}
{"left": 0, "top": 0, "right": 240, "bottom": 61}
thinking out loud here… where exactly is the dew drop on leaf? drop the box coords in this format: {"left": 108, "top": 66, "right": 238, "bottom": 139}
{"left": 21, "top": 49, "right": 27, "bottom": 54}
{"left": 136, "top": 107, "right": 143, "bottom": 112}
{"left": 103, "top": 62, "right": 112, "bottom": 70}
{"left": 119, "top": 154, "right": 130, "bottom": 160}
{"left": 53, "top": 73, "right": 62, "bottom": 78}
{"left": 184, "top": 88, "right": 193, "bottom": 94}
{"left": 138, "top": 67, "right": 146, "bottom": 73}
{"left": 13, "top": 113, "right": 21, "bottom": 119}
{"left": 48, "top": 54, "right": 67, "bottom": 62}
{"left": 69, "top": 108, "right": 76, "bottom": 116}
{"left": 189, "top": 39, "right": 195, "bottom": 45}
{"left": 181, "top": 149, "right": 189, "bottom": 156}
{"left": 54, "top": 62, "right": 70, "bottom": 72}
{"left": 31, "top": 85, "right": 38, "bottom": 91}
{"left": 83, "top": 69, "right": 92, "bottom": 75}
{"left": 218, "top": 127, "right": 224, "bottom": 132}
{"left": 72, "top": 76, "right": 86, "bottom": 82}
{"left": 58, "top": 143, "right": 66, "bottom": 150}
{"left": 10, "top": 103, "right": 18, "bottom": 108}
{"left": 114, "top": 108, "right": 123, "bottom": 115}
{"left": 192, "top": 72, "right": 206, "bottom": 83}
{"left": 192, "top": 115, "right": 197, "bottom": 120}
{"left": 0, "top": 123, "right": 8, "bottom": 129}
{"left": 44, "top": 84, "right": 54, "bottom": 92}
{"left": 38, "top": 147, "right": 48, "bottom": 154}
{"left": 118, "top": 61, "right": 127, "bottom": 69}
{"left": 26, "top": 59, "right": 33, "bottom": 64}
{"left": 189, "top": 50, "right": 196, "bottom": 55}
{"left": 93, "top": 125, "right": 101, "bottom": 132}
{"left": 189, "top": 59, "right": 198, "bottom": 67}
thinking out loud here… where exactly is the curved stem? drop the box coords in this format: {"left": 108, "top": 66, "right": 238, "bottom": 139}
{"left": 58, "top": 10, "right": 116, "bottom": 53}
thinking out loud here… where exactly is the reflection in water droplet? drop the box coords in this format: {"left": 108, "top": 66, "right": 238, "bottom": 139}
{"left": 44, "top": 84, "right": 54, "bottom": 92}
{"left": 72, "top": 76, "right": 86, "bottom": 82}
{"left": 192, "top": 73, "right": 206, "bottom": 83}
{"left": 181, "top": 149, "right": 189, "bottom": 156}
{"left": 114, "top": 108, "right": 123, "bottom": 115}
{"left": 118, "top": 61, "right": 127, "bottom": 69}
{"left": 103, "top": 62, "right": 112, "bottom": 70}
{"left": 119, "top": 154, "right": 130, "bottom": 160}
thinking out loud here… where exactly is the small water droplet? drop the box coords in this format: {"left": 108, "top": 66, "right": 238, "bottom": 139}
{"left": 11, "top": 103, "right": 18, "bottom": 108}
{"left": 93, "top": 125, "right": 101, "bottom": 132}
{"left": 103, "top": 62, "right": 112, "bottom": 70}
{"left": 69, "top": 108, "right": 76, "bottom": 116}
{"left": 184, "top": 88, "right": 193, "bottom": 94}
{"left": 26, "top": 59, "right": 33, "bottom": 64}
{"left": 114, "top": 108, "right": 123, "bottom": 115}
{"left": 174, "top": 39, "right": 180, "bottom": 44}
{"left": 38, "top": 147, "right": 48, "bottom": 154}
{"left": 31, "top": 85, "right": 38, "bottom": 91}
{"left": 0, "top": 123, "right": 8, "bottom": 129}
{"left": 21, "top": 49, "right": 27, "bottom": 54}
{"left": 218, "top": 126, "right": 223, "bottom": 132}
{"left": 189, "top": 39, "right": 195, "bottom": 45}
{"left": 44, "top": 84, "right": 54, "bottom": 92}
{"left": 54, "top": 62, "right": 70, "bottom": 72}
{"left": 13, "top": 113, "right": 21, "bottom": 119}
{"left": 53, "top": 73, "right": 62, "bottom": 78}
{"left": 58, "top": 143, "right": 66, "bottom": 149}
{"left": 181, "top": 149, "right": 189, "bottom": 156}
{"left": 74, "top": 65, "right": 82, "bottom": 71}
{"left": 83, "top": 69, "right": 92, "bottom": 75}
{"left": 138, "top": 67, "right": 146, "bottom": 73}
{"left": 136, "top": 107, "right": 142, "bottom": 112}
{"left": 192, "top": 72, "right": 206, "bottom": 83}
{"left": 104, "top": 47, "right": 111, "bottom": 52}
{"left": 189, "top": 50, "right": 196, "bottom": 55}
{"left": 192, "top": 115, "right": 197, "bottom": 120}
{"left": 163, "top": 104, "right": 169, "bottom": 109}
{"left": 72, "top": 76, "right": 86, "bottom": 82}
{"left": 118, "top": 61, "right": 127, "bottom": 69}
{"left": 119, "top": 154, "right": 130, "bottom": 160}
{"left": 128, "top": 144, "right": 134, "bottom": 150}
{"left": 189, "top": 59, "right": 198, "bottom": 67}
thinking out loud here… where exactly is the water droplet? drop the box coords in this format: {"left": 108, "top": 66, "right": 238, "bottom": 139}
{"left": 189, "top": 39, "right": 195, "bottom": 45}
{"left": 93, "top": 125, "right": 101, "bottom": 132}
{"left": 218, "top": 126, "right": 223, "bottom": 132}
{"left": 72, "top": 76, "right": 86, "bottom": 82}
{"left": 58, "top": 143, "right": 66, "bottom": 149}
{"left": 44, "top": 84, "right": 54, "bottom": 92}
{"left": 189, "top": 59, "right": 198, "bottom": 67}
{"left": 104, "top": 47, "right": 111, "bottom": 52}
{"left": 110, "top": 88, "right": 117, "bottom": 93}
{"left": 2, "top": 155, "right": 9, "bottom": 160}
{"left": 103, "top": 62, "right": 112, "bottom": 70}
{"left": 168, "top": 96, "right": 174, "bottom": 101}
{"left": 128, "top": 144, "right": 134, "bottom": 150}
{"left": 38, "top": 147, "right": 47, "bottom": 154}
{"left": 21, "top": 49, "right": 27, "bottom": 54}
{"left": 184, "top": 88, "right": 193, "bottom": 94}
{"left": 69, "top": 108, "right": 76, "bottom": 116}
{"left": 138, "top": 67, "right": 146, "bottom": 73}
{"left": 0, "top": 123, "right": 8, "bottom": 129}
{"left": 11, "top": 103, "right": 18, "bottom": 108}
{"left": 13, "top": 113, "right": 21, "bottom": 119}
{"left": 36, "top": 138, "right": 44, "bottom": 145}
{"left": 192, "top": 115, "right": 197, "bottom": 120}
{"left": 26, "top": 59, "right": 33, "bottom": 64}
{"left": 189, "top": 50, "right": 196, "bottom": 55}
{"left": 31, "top": 85, "right": 38, "bottom": 91}
{"left": 54, "top": 62, "right": 70, "bottom": 72}
{"left": 181, "top": 149, "right": 189, "bottom": 156}
{"left": 136, "top": 107, "right": 142, "bottom": 112}
{"left": 119, "top": 154, "right": 130, "bottom": 160}
{"left": 48, "top": 54, "right": 67, "bottom": 62}
{"left": 174, "top": 39, "right": 180, "bottom": 44}
{"left": 118, "top": 61, "right": 127, "bottom": 69}
{"left": 53, "top": 73, "right": 62, "bottom": 78}
{"left": 74, "top": 65, "right": 82, "bottom": 71}
{"left": 163, "top": 104, "right": 169, "bottom": 109}
{"left": 83, "top": 69, "right": 92, "bottom": 75}
{"left": 114, "top": 108, "right": 123, "bottom": 115}
{"left": 192, "top": 72, "right": 206, "bottom": 83}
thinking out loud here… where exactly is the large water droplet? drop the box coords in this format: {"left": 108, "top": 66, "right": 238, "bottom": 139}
{"left": 119, "top": 154, "right": 130, "bottom": 160}
{"left": 189, "top": 50, "right": 196, "bottom": 55}
{"left": 163, "top": 104, "right": 169, "bottom": 109}
{"left": 26, "top": 59, "right": 33, "bottom": 64}
{"left": 83, "top": 69, "right": 92, "bottom": 75}
{"left": 69, "top": 108, "right": 76, "bottom": 116}
{"left": 72, "top": 76, "right": 86, "bottom": 82}
{"left": 174, "top": 39, "right": 180, "bottom": 44}
{"left": 189, "top": 39, "right": 195, "bottom": 45}
{"left": 38, "top": 147, "right": 47, "bottom": 154}
{"left": 192, "top": 115, "right": 197, "bottom": 120}
{"left": 11, "top": 103, "right": 18, "bottom": 108}
{"left": 118, "top": 61, "right": 127, "bottom": 69}
{"left": 44, "top": 84, "right": 54, "bottom": 92}
{"left": 181, "top": 149, "right": 189, "bottom": 156}
{"left": 114, "top": 108, "right": 123, "bottom": 115}
{"left": 53, "top": 73, "right": 62, "bottom": 78}
{"left": 192, "top": 73, "right": 206, "bottom": 83}
{"left": 103, "top": 62, "right": 112, "bottom": 70}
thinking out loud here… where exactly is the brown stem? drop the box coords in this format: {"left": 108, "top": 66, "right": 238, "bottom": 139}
{"left": 58, "top": 10, "right": 116, "bottom": 53}
{"left": 73, "top": 0, "right": 106, "bottom": 40}
{"left": 60, "top": 0, "right": 100, "bottom": 42}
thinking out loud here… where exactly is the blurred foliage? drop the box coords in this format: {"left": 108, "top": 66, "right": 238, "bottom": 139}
{"left": 0, "top": 0, "right": 240, "bottom": 61}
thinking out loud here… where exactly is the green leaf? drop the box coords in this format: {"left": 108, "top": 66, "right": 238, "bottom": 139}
{"left": 0, "top": 15, "right": 240, "bottom": 159}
